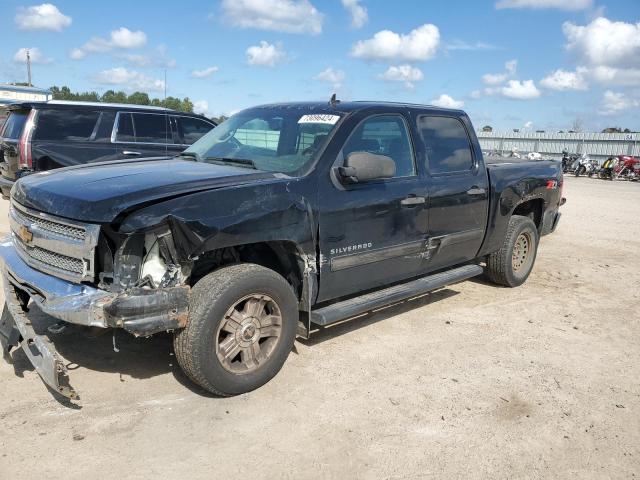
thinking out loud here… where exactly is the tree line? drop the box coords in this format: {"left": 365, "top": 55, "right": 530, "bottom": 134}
{"left": 49, "top": 85, "right": 195, "bottom": 113}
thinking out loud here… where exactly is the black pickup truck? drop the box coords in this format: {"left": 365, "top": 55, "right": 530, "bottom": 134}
{"left": 0, "top": 101, "right": 564, "bottom": 398}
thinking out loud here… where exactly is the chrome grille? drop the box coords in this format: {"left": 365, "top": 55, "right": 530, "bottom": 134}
{"left": 14, "top": 237, "right": 84, "bottom": 275}
{"left": 12, "top": 206, "right": 86, "bottom": 240}
{"left": 9, "top": 201, "right": 100, "bottom": 283}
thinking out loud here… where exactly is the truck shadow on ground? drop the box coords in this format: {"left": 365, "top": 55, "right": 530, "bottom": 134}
{"left": 8, "top": 287, "right": 461, "bottom": 402}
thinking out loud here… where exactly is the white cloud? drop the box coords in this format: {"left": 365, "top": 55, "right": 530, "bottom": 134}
{"left": 496, "top": 0, "right": 592, "bottom": 10}
{"left": 15, "top": 3, "right": 71, "bottom": 31}
{"left": 351, "top": 24, "right": 440, "bottom": 62}
{"left": 121, "top": 45, "right": 176, "bottom": 69}
{"left": 430, "top": 94, "right": 465, "bottom": 109}
{"left": 599, "top": 90, "right": 640, "bottom": 115}
{"left": 71, "top": 28, "right": 148, "bottom": 59}
{"left": 563, "top": 18, "right": 640, "bottom": 69}
{"left": 246, "top": 41, "right": 286, "bottom": 67}
{"left": 446, "top": 40, "right": 499, "bottom": 51}
{"left": 92, "top": 67, "right": 165, "bottom": 92}
{"left": 523, "top": 121, "right": 533, "bottom": 129}
{"left": 540, "top": 68, "right": 588, "bottom": 90}
{"left": 109, "top": 27, "right": 147, "bottom": 49}
{"left": 378, "top": 65, "right": 424, "bottom": 89}
{"left": 13, "top": 47, "right": 53, "bottom": 65}
{"left": 560, "top": 18, "right": 640, "bottom": 87}
{"left": 483, "top": 73, "right": 508, "bottom": 86}
{"left": 221, "top": 0, "right": 323, "bottom": 35}
{"left": 501, "top": 80, "right": 541, "bottom": 99}
{"left": 590, "top": 66, "right": 640, "bottom": 87}
{"left": 193, "top": 100, "right": 210, "bottom": 116}
{"left": 482, "top": 59, "right": 517, "bottom": 85}
{"left": 314, "top": 67, "right": 345, "bottom": 89}
{"left": 341, "top": 0, "right": 367, "bottom": 29}
{"left": 505, "top": 59, "right": 517, "bottom": 75}
{"left": 191, "top": 66, "right": 219, "bottom": 79}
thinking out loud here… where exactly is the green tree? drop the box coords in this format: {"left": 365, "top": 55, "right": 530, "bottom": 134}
{"left": 102, "top": 90, "right": 127, "bottom": 104}
{"left": 127, "top": 91, "right": 150, "bottom": 106}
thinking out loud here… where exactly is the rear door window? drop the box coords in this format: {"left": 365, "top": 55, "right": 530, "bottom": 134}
{"left": 115, "top": 112, "right": 171, "bottom": 143}
{"left": 34, "top": 109, "right": 101, "bottom": 141}
{"left": 178, "top": 117, "right": 214, "bottom": 144}
{"left": 132, "top": 113, "right": 169, "bottom": 144}
{"left": 115, "top": 113, "right": 135, "bottom": 142}
{"left": 2, "top": 111, "right": 29, "bottom": 139}
{"left": 417, "top": 116, "right": 474, "bottom": 174}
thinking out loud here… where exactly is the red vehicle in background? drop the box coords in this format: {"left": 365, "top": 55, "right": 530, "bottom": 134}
{"left": 598, "top": 155, "right": 640, "bottom": 181}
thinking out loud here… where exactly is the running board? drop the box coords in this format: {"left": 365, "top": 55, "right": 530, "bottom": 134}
{"left": 310, "top": 264, "right": 483, "bottom": 327}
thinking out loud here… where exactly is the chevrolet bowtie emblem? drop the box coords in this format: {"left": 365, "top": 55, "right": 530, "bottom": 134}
{"left": 18, "top": 225, "right": 33, "bottom": 244}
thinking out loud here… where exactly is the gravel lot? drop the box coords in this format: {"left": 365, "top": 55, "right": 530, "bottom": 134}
{"left": 1, "top": 176, "right": 639, "bottom": 480}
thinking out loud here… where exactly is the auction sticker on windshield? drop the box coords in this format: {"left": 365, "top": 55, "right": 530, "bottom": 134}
{"left": 298, "top": 114, "right": 340, "bottom": 125}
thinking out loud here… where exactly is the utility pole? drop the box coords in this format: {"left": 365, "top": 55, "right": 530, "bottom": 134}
{"left": 26, "top": 49, "right": 32, "bottom": 86}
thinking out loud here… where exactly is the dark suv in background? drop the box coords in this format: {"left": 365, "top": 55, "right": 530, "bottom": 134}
{"left": 0, "top": 100, "right": 216, "bottom": 199}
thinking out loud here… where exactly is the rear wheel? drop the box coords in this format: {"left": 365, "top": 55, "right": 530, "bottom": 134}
{"left": 174, "top": 263, "right": 298, "bottom": 396}
{"left": 486, "top": 215, "right": 539, "bottom": 287}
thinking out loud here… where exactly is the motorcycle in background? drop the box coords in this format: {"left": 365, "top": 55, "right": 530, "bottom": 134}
{"left": 573, "top": 153, "right": 598, "bottom": 177}
{"left": 598, "top": 156, "right": 640, "bottom": 181}
{"left": 562, "top": 150, "right": 580, "bottom": 173}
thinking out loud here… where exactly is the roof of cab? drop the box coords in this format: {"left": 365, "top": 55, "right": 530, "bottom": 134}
{"left": 245, "top": 100, "right": 466, "bottom": 116}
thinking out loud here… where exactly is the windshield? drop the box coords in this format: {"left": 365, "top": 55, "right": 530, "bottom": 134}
{"left": 184, "top": 107, "right": 342, "bottom": 175}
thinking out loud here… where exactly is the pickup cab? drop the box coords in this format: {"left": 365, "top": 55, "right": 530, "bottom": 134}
{"left": 0, "top": 101, "right": 564, "bottom": 398}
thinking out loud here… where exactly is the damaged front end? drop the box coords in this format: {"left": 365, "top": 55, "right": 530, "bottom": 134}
{"left": 0, "top": 202, "right": 193, "bottom": 398}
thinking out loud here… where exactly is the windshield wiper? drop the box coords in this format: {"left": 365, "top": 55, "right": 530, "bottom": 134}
{"left": 204, "top": 157, "right": 258, "bottom": 169}
{"left": 176, "top": 151, "right": 201, "bottom": 161}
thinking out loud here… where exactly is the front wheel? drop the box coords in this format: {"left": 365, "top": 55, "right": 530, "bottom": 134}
{"left": 486, "top": 215, "right": 539, "bottom": 287}
{"left": 174, "top": 263, "right": 298, "bottom": 396}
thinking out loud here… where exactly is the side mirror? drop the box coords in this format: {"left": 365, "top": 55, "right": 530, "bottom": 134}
{"left": 337, "top": 152, "right": 396, "bottom": 183}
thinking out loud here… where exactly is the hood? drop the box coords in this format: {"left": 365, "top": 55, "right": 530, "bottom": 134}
{"left": 12, "top": 158, "right": 276, "bottom": 223}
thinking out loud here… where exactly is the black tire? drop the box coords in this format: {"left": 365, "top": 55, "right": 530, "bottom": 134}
{"left": 486, "top": 215, "right": 539, "bottom": 287}
{"left": 574, "top": 166, "right": 583, "bottom": 177}
{"left": 174, "top": 263, "right": 298, "bottom": 396}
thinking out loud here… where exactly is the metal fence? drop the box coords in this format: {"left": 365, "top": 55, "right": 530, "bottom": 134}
{"left": 477, "top": 131, "right": 640, "bottom": 161}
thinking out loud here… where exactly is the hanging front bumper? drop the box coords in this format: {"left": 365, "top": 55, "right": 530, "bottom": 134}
{"left": 0, "top": 237, "right": 189, "bottom": 398}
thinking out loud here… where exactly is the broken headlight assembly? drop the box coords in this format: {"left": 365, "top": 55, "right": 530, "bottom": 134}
{"left": 106, "top": 225, "right": 190, "bottom": 291}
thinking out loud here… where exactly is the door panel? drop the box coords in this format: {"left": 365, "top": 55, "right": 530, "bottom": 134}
{"left": 317, "top": 113, "right": 428, "bottom": 302}
{"left": 416, "top": 115, "right": 489, "bottom": 270}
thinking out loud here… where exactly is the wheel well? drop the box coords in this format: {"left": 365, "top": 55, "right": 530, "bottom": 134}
{"left": 190, "top": 241, "right": 305, "bottom": 300}
{"left": 512, "top": 199, "right": 543, "bottom": 230}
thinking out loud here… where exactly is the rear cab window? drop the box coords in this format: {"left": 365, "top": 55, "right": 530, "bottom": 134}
{"left": 2, "top": 110, "right": 29, "bottom": 140}
{"left": 417, "top": 116, "right": 474, "bottom": 174}
{"left": 34, "top": 109, "right": 101, "bottom": 141}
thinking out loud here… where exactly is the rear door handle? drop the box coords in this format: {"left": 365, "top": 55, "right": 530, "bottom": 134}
{"left": 466, "top": 187, "right": 486, "bottom": 195}
{"left": 400, "top": 196, "right": 426, "bottom": 206}
{"left": 123, "top": 151, "right": 141, "bottom": 156}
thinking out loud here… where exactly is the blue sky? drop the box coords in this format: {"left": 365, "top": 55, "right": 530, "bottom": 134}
{"left": 1, "top": 0, "right": 639, "bottom": 131}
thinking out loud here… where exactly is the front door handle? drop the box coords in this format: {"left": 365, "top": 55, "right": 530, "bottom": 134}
{"left": 123, "top": 150, "right": 141, "bottom": 156}
{"left": 466, "top": 187, "right": 486, "bottom": 195}
{"left": 400, "top": 196, "right": 426, "bottom": 206}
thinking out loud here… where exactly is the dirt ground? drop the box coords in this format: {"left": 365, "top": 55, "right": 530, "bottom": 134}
{"left": 0, "top": 176, "right": 639, "bottom": 480}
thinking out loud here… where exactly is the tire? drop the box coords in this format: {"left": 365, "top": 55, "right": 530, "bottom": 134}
{"left": 174, "top": 263, "right": 298, "bottom": 396}
{"left": 486, "top": 215, "right": 539, "bottom": 288}
{"left": 574, "top": 166, "right": 583, "bottom": 177}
